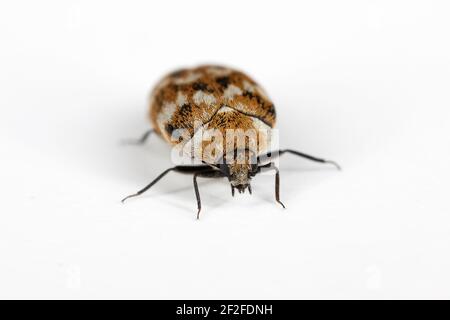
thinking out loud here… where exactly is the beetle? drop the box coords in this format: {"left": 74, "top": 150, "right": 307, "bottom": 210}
{"left": 122, "top": 65, "right": 339, "bottom": 218}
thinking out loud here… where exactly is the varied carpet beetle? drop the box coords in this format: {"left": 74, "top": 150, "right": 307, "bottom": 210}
{"left": 122, "top": 65, "right": 340, "bottom": 218}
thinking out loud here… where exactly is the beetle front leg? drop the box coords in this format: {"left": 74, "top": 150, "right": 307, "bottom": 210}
{"left": 121, "top": 165, "right": 212, "bottom": 203}
{"left": 273, "top": 166, "right": 285, "bottom": 208}
{"left": 258, "top": 162, "right": 285, "bottom": 208}
{"left": 192, "top": 170, "right": 225, "bottom": 219}
{"left": 193, "top": 173, "right": 202, "bottom": 219}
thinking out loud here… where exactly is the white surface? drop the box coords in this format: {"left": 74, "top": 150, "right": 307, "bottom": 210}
{"left": 1, "top": 0, "right": 449, "bottom": 299}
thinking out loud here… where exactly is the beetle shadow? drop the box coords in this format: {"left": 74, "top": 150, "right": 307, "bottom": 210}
{"left": 149, "top": 179, "right": 232, "bottom": 217}
{"left": 120, "top": 176, "right": 232, "bottom": 219}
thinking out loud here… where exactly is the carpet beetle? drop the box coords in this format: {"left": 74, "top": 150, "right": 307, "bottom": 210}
{"left": 122, "top": 65, "right": 340, "bottom": 218}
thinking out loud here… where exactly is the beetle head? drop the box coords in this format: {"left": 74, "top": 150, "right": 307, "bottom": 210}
{"left": 218, "top": 149, "right": 259, "bottom": 194}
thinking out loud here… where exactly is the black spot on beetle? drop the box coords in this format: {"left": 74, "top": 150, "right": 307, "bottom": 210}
{"left": 256, "top": 95, "right": 264, "bottom": 105}
{"left": 192, "top": 82, "right": 209, "bottom": 91}
{"left": 180, "top": 103, "right": 192, "bottom": 115}
{"left": 165, "top": 123, "right": 175, "bottom": 135}
{"left": 243, "top": 90, "right": 265, "bottom": 105}
{"left": 265, "top": 104, "right": 276, "bottom": 117}
{"left": 242, "top": 90, "right": 255, "bottom": 99}
{"left": 216, "top": 76, "right": 230, "bottom": 88}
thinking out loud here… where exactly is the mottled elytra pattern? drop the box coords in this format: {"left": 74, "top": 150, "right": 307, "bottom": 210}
{"left": 149, "top": 65, "right": 276, "bottom": 150}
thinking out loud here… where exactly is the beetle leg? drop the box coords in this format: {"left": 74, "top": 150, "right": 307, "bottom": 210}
{"left": 231, "top": 185, "right": 235, "bottom": 197}
{"left": 122, "top": 164, "right": 225, "bottom": 219}
{"left": 257, "top": 149, "right": 340, "bottom": 170}
{"left": 257, "top": 162, "right": 285, "bottom": 208}
{"left": 121, "top": 166, "right": 175, "bottom": 203}
{"left": 193, "top": 173, "right": 202, "bottom": 219}
{"left": 192, "top": 170, "right": 226, "bottom": 219}
{"left": 273, "top": 166, "right": 285, "bottom": 208}
{"left": 121, "top": 165, "right": 212, "bottom": 203}
{"left": 122, "top": 129, "right": 154, "bottom": 145}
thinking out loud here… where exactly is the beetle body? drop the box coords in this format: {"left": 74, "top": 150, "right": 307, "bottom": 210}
{"left": 149, "top": 65, "right": 275, "bottom": 191}
{"left": 122, "top": 65, "right": 339, "bottom": 218}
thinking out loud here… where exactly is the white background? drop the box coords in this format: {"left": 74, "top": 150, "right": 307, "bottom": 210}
{"left": 1, "top": 0, "right": 449, "bottom": 299}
